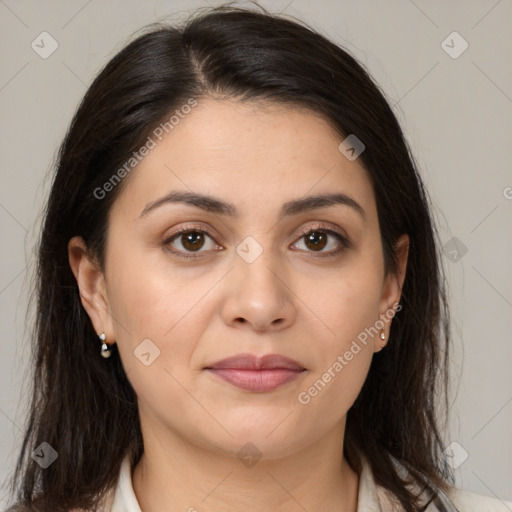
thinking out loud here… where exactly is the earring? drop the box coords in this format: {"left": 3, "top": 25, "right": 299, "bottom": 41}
{"left": 99, "top": 332, "right": 113, "bottom": 358}
{"left": 380, "top": 331, "right": 386, "bottom": 341}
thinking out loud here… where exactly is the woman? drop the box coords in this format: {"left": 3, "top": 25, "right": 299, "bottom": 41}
{"left": 6, "top": 5, "right": 511, "bottom": 512}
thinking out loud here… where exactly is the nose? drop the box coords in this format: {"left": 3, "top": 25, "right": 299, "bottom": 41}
{"left": 220, "top": 249, "right": 296, "bottom": 332}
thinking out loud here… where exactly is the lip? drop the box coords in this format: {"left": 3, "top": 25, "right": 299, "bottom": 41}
{"left": 205, "top": 353, "right": 306, "bottom": 392}
{"left": 206, "top": 353, "right": 305, "bottom": 371}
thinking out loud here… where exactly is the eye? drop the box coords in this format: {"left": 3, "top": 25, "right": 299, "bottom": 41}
{"left": 163, "top": 227, "right": 220, "bottom": 259}
{"left": 163, "top": 223, "right": 349, "bottom": 259}
{"left": 291, "top": 224, "right": 349, "bottom": 256}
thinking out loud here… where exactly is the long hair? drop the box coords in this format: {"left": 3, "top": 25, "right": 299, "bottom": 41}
{"left": 7, "top": 5, "right": 454, "bottom": 511}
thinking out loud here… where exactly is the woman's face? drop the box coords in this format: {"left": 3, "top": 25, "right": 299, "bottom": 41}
{"left": 70, "top": 98, "right": 408, "bottom": 460}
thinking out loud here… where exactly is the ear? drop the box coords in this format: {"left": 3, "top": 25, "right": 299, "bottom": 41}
{"left": 68, "top": 236, "right": 115, "bottom": 343}
{"left": 375, "top": 233, "right": 409, "bottom": 352}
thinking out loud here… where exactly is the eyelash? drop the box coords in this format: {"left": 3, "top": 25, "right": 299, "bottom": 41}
{"left": 163, "top": 223, "right": 350, "bottom": 260}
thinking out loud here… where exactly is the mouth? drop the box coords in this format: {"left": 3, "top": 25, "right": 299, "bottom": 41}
{"left": 204, "top": 353, "right": 306, "bottom": 392}
{"left": 206, "top": 368, "right": 306, "bottom": 392}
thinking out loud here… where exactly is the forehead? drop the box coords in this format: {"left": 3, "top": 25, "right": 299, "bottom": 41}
{"left": 112, "top": 98, "right": 377, "bottom": 222}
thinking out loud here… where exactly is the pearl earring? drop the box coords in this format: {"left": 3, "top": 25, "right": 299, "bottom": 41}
{"left": 99, "top": 332, "right": 112, "bottom": 358}
{"left": 380, "top": 331, "right": 386, "bottom": 340}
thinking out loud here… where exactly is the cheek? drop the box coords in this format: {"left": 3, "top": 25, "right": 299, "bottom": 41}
{"left": 106, "top": 238, "right": 208, "bottom": 337}
{"left": 294, "top": 255, "right": 382, "bottom": 408}
{"left": 105, "top": 245, "right": 208, "bottom": 370}
{"left": 297, "top": 287, "right": 377, "bottom": 421}
{"left": 302, "top": 255, "right": 384, "bottom": 350}
{"left": 106, "top": 262, "right": 210, "bottom": 412}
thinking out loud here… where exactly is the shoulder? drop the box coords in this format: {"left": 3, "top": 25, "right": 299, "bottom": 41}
{"left": 445, "top": 485, "right": 512, "bottom": 512}
{"left": 360, "top": 451, "right": 512, "bottom": 512}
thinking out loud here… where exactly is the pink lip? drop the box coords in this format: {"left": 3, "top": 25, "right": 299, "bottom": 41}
{"left": 205, "top": 353, "right": 306, "bottom": 392}
{"left": 207, "top": 368, "right": 304, "bottom": 392}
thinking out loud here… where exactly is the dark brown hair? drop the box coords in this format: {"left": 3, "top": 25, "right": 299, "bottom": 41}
{"left": 7, "top": 4, "right": 455, "bottom": 511}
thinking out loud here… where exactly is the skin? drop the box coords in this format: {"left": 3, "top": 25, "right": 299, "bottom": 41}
{"left": 69, "top": 98, "right": 408, "bottom": 512}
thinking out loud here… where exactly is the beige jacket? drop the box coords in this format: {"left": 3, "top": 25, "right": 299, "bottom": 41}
{"left": 94, "top": 454, "right": 512, "bottom": 511}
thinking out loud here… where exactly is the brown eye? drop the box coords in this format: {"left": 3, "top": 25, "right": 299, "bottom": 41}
{"left": 180, "top": 231, "right": 206, "bottom": 251}
{"left": 304, "top": 231, "right": 328, "bottom": 251}
{"left": 164, "top": 228, "right": 218, "bottom": 258}
{"left": 292, "top": 227, "right": 349, "bottom": 256}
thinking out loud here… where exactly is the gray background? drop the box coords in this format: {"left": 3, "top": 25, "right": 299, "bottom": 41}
{"left": 1, "top": 0, "right": 511, "bottom": 507}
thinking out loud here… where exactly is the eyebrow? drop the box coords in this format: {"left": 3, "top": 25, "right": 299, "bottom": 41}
{"left": 138, "top": 190, "right": 366, "bottom": 222}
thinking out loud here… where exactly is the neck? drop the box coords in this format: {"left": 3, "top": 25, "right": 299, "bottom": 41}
{"left": 132, "top": 420, "right": 359, "bottom": 512}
